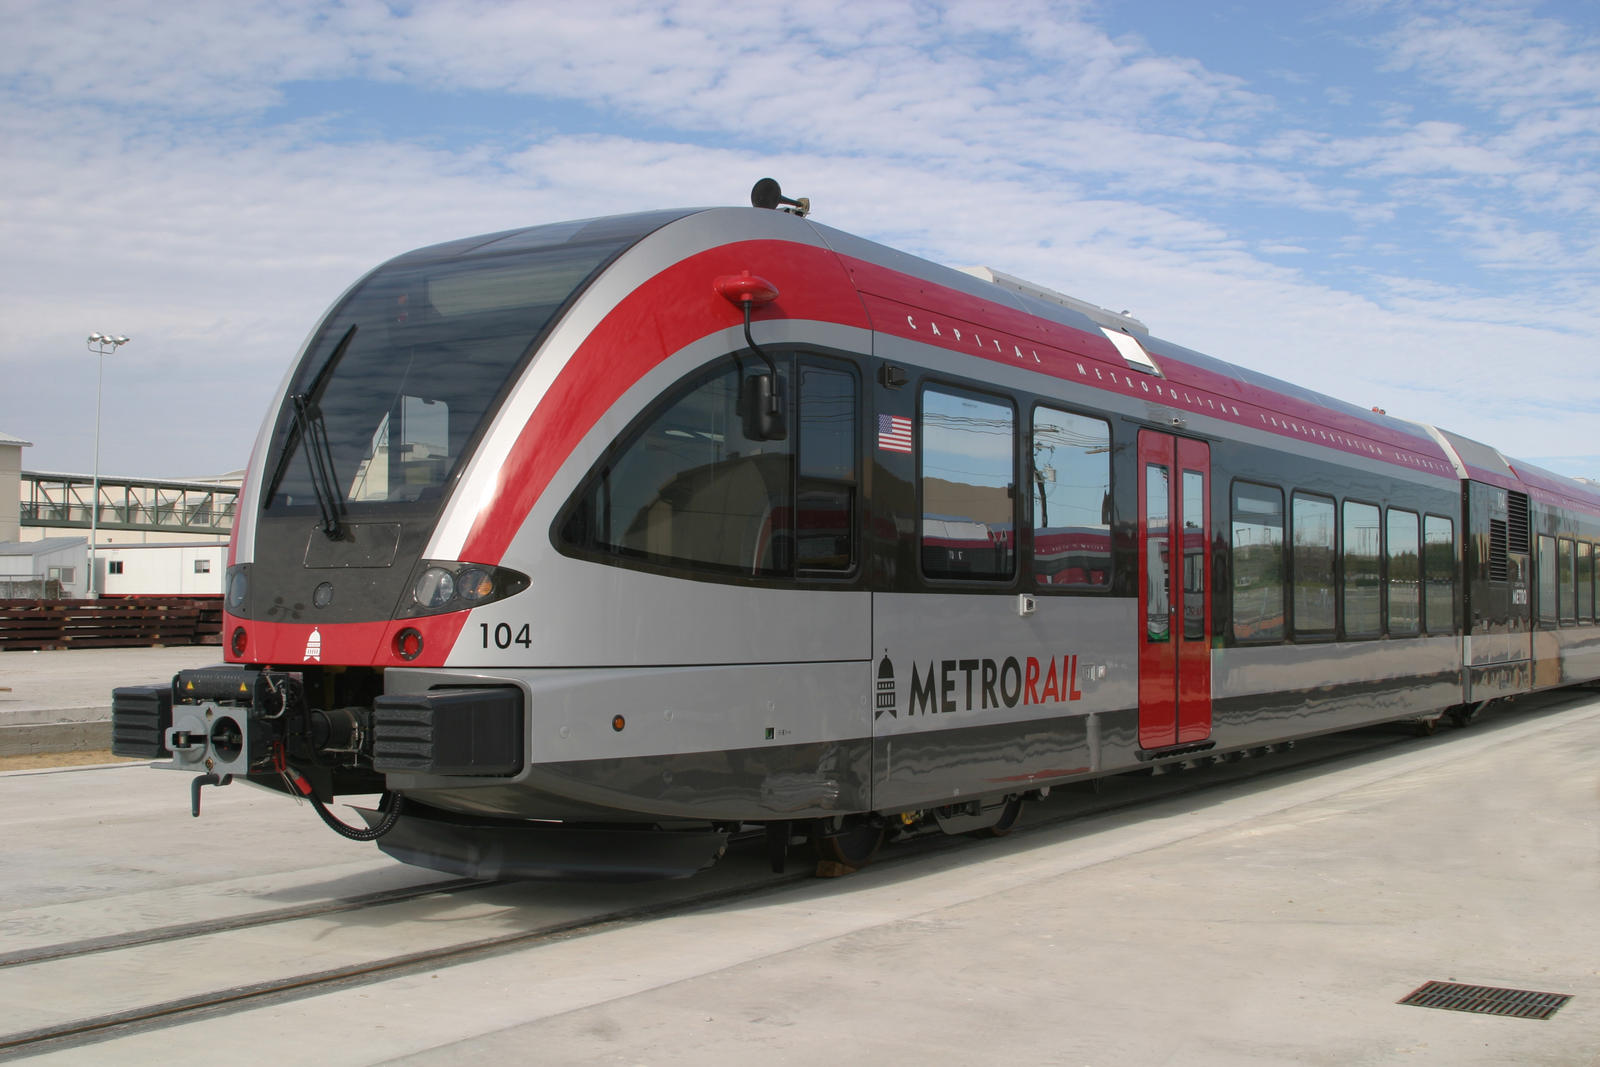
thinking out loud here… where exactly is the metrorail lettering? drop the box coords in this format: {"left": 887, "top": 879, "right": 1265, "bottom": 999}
{"left": 907, "top": 654, "right": 1082, "bottom": 715}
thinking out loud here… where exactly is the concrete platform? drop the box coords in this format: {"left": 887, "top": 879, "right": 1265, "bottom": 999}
{"left": 0, "top": 646, "right": 220, "bottom": 754}
{"left": 3, "top": 690, "right": 1597, "bottom": 1064}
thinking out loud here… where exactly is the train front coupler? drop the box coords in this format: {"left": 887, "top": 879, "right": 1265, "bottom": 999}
{"left": 112, "top": 666, "right": 372, "bottom": 815}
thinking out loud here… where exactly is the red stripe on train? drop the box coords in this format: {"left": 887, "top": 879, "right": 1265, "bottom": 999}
{"left": 457, "top": 239, "right": 868, "bottom": 565}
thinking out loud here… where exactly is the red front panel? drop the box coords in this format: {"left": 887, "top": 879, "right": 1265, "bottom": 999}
{"left": 224, "top": 612, "right": 470, "bottom": 670}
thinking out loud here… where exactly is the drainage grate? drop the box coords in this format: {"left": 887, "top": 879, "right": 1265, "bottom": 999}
{"left": 1399, "top": 980, "right": 1571, "bottom": 1020}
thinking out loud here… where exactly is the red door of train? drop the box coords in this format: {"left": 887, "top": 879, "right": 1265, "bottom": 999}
{"left": 1137, "top": 430, "right": 1212, "bottom": 749}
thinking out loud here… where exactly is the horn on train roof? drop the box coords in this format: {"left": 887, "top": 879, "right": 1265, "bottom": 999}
{"left": 750, "top": 178, "right": 810, "bottom": 217}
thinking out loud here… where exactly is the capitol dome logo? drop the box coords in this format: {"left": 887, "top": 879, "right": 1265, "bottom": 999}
{"left": 875, "top": 654, "right": 897, "bottom": 719}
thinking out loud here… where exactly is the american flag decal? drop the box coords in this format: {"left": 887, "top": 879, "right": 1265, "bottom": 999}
{"left": 877, "top": 413, "right": 913, "bottom": 454}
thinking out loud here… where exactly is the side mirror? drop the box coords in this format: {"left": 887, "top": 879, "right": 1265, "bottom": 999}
{"left": 740, "top": 372, "right": 787, "bottom": 442}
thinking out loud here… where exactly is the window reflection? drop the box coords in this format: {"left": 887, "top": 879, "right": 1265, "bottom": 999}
{"left": 921, "top": 387, "right": 1015, "bottom": 580}
{"left": 1343, "top": 502, "right": 1382, "bottom": 636}
{"left": 1031, "top": 408, "right": 1110, "bottom": 590}
{"left": 1232, "top": 483, "right": 1284, "bottom": 640}
{"left": 1292, "top": 493, "right": 1336, "bottom": 635}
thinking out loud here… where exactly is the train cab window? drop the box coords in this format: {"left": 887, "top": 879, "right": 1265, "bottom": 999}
{"left": 1537, "top": 535, "right": 1558, "bottom": 627}
{"left": 1578, "top": 542, "right": 1594, "bottom": 622}
{"left": 1030, "top": 408, "right": 1111, "bottom": 590}
{"left": 1291, "top": 492, "right": 1336, "bottom": 636}
{"left": 1343, "top": 501, "right": 1382, "bottom": 637}
{"left": 920, "top": 386, "right": 1016, "bottom": 581}
{"left": 267, "top": 242, "right": 624, "bottom": 513}
{"left": 1424, "top": 515, "right": 1455, "bottom": 634}
{"left": 1559, "top": 537, "right": 1577, "bottom": 624}
{"left": 347, "top": 395, "right": 451, "bottom": 501}
{"left": 1231, "top": 482, "right": 1284, "bottom": 641}
{"left": 561, "top": 355, "right": 860, "bottom": 580}
{"left": 796, "top": 364, "right": 859, "bottom": 572}
{"left": 1386, "top": 509, "right": 1420, "bottom": 635}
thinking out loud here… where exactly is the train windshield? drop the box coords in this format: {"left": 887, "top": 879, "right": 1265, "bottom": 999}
{"left": 262, "top": 223, "right": 656, "bottom": 517}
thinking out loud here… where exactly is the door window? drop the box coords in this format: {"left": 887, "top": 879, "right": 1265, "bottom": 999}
{"left": 1146, "top": 463, "right": 1170, "bottom": 643}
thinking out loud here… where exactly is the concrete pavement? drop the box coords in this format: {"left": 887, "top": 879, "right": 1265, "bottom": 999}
{"left": 0, "top": 646, "right": 221, "bottom": 754}
{"left": 5, "top": 689, "right": 1597, "bottom": 1065}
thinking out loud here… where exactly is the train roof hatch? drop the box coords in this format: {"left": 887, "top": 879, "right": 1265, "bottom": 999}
{"left": 1097, "top": 326, "right": 1161, "bottom": 376}
{"left": 959, "top": 265, "right": 1161, "bottom": 376}
{"left": 959, "top": 266, "right": 1149, "bottom": 335}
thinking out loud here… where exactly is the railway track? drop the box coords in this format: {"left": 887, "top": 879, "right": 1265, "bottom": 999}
{"left": 0, "top": 696, "right": 1564, "bottom": 1060}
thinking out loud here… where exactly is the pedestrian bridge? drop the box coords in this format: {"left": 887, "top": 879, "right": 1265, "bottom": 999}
{"left": 20, "top": 471, "right": 238, "bottom": 537}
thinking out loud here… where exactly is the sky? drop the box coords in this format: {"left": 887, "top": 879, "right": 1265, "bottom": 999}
{"left": 2, "top": 0, "right": 1597, "bottom": 482}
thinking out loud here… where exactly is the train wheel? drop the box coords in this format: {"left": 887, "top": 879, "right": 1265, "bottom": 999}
{"left": 812, "top": 816, "right": 885, "bottom": 874}
{"left": 969, "top": 796, "right": 1024, "bottom": 839}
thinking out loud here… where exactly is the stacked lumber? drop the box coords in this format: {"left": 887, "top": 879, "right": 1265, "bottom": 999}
{"left": 0, "top": 598, "right": 223, "bottom": 651}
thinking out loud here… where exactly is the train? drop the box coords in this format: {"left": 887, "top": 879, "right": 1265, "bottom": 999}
{"left": 110, "top": 179, "right": 1600, "bottom": 879}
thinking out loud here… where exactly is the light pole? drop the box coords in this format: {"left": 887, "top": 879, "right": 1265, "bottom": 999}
{"left": 85, "top": 333, "right": 131, "bottom": 598}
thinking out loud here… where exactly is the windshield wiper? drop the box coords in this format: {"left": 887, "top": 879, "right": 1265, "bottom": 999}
{"left": 263, "top": 324, "right": 358, "bottom": 538}
{"left": 293, "top": 392, "right": 344, "bottom": 539}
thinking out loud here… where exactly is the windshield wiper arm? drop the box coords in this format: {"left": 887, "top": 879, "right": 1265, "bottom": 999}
{"left": 262, "top": 324, "right": 358, "bottom": 526}
{"left": 293, "top": 393, "right": 344, "bottom": 540}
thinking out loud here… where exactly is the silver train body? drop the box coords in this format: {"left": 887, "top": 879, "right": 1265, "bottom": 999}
{"left": 110, "top": 191, "right": 1600, "bottom": 878}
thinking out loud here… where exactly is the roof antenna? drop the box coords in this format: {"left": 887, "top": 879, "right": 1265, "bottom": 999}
{"left": 750, "top": 178, "right": 810, "bottom": 217}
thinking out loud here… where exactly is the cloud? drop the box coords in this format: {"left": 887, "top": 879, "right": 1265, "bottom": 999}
{"left": 2, "top": 0, "right": 1597, "bottom": 480}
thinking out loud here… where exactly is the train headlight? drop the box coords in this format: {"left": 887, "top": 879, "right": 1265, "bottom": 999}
{"left": 413, "top": 567, "right": 457, "bottom": 609}
{"left": 396, "top": 560, "right": 530, "bottom": 618}
{"left": 457, "top": 566, "right": 495, "bottom": 602}
{"left": 225, "top": 565, "right": 249, "bottom": 612}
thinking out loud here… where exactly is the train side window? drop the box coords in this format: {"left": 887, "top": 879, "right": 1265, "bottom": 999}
{"left": 920, "top": 386, "right": 1016, "bottom": 581}
{"left": 563, "top": 360, "right": 796, "bottom": 577}
{"left": 1537, "top": 535, "right": 1558, "bottom": 627}
{"left": 1578, "top": 541, "right": 1594, "bottom": 622}
{"left": 1231, "top": 482, "right": 1284, "bottom": 642}
{"left": 1291, "top": 492, "right": 1336, "bottom": 637}
{"left": 1031, "top": 407, "right": 1111, "bottom": 590}
{"left": 1343, "top": 501, "right": 1382, "bottom": 637}
{"left": 1386, "top": 508, "right": 1420, "bottom": 635}
{"left": 796, "top": 363, "right": 858, "bottom": 572}
{"left": 1559, "top": 537, "right": 1577, "bottom": 624}
{"left": 1424, "top": 515, "right": 1455, "bottom": 634}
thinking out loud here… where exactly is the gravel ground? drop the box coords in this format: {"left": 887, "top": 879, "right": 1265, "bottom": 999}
{"left": 0, "top": 750, "right": 141, "bottom": 771}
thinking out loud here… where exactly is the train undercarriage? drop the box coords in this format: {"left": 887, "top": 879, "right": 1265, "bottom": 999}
{"left": 109, "top": 664, "right": 1034, "bottom": 880}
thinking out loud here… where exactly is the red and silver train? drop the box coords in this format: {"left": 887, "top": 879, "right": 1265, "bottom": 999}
{"left": 112, "top": 180, "right": 1600, "bottom": 878}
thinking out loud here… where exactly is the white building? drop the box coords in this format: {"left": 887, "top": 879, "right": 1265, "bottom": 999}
{"left": 0, "top": 536, "right": 88, "bottom": 598}
{"left": 97, "top": 541, "right": 228, "bottom": 596}
{"left": 2, "top": 431, "right": 230, "bottom": 598}
{"left": 0, "top": 430, "right": 29, "bottom": 543}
